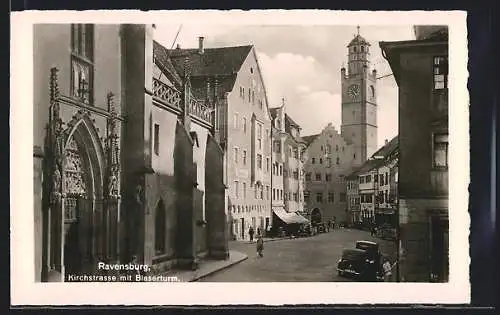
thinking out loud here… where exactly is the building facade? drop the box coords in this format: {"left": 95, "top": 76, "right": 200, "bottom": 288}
{"left": 166, "top": 39, "right": 273, "bottom": 241}
{"left": 380, "top": 25, "right": 449, "bottom": 282}
{"left": 269, "top": 104, "right": 308, "bottom": 233}
{"left": 33, "top": 24, "right": 228, "bottom": 282}
{"left": 302, "top": 124, "right": 353, "bottom": 225}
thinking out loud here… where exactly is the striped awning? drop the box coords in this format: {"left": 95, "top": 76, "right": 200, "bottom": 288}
{"left": 273, "top": 207, "right": 309, "bottom": 224}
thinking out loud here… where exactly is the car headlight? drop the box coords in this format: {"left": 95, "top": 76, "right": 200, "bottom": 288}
{"left": 338, "top": 258, "right": 342, "bottom": 263}
{"left": 365, "top": 259, "right": 374, "bottom": 264}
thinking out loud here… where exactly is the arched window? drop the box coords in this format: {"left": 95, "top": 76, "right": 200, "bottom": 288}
{"left": 353, "top": 46, "right": 357, "bottom": 53}
{"left": 155, "top": 200, "right": 166, "bottom": 255}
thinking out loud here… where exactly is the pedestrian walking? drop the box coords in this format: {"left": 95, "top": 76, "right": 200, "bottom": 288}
{"left": 249, "top": 226, "right": 255, "bottom": 242}
{"left": 256, "top": 234, "right": 264, "bottom": 257}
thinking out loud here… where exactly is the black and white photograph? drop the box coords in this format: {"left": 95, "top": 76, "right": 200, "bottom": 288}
{"left": 11, "top": 10, "right": 469, "bottom": 305}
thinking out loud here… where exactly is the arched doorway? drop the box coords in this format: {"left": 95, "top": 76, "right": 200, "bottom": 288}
{"left": 311, "top": 208, "right": 322, "bottom": 226}
{"left": 63, "top": 136, "right": 95, "bottom": 275}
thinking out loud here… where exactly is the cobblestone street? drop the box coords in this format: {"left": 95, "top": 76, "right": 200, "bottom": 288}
{"left": 198, "top": 228, "right": 397, "bottom": 282}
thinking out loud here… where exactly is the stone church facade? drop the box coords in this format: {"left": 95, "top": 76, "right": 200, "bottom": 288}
{"left": 33, "top": 24, "right": 228, "bottom": 282}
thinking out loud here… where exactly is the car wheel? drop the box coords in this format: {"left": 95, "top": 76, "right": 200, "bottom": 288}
{"left": 338, "top": 271, "right": 343, "bottom": 277}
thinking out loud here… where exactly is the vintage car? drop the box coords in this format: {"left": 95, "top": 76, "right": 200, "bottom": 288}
{"left": 337, "top": 241, "right": 383, "bottom": 281}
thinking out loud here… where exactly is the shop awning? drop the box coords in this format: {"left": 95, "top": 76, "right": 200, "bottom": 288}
{"left": 273, "top": 207, "right": 309, "bottom": 224}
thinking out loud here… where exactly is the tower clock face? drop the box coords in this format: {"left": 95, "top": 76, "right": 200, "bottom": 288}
{"left": 347, "top": 84, "right": 360, "bottom": 100}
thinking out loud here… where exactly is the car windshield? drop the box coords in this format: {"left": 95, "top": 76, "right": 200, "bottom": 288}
{"left": 356, "top": 242, "right": 377, "bottom": 251}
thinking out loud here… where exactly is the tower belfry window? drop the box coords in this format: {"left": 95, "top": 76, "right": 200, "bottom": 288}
{"left": 361, "top": 46, "right": 364, "bottom": 52}
{"left": 353, "top": 46, "right": 357, "bottom": 52}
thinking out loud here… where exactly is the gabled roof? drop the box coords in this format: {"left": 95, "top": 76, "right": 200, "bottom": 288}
{"left": 302, "top": 134, "right": 320, "bottom": 147}
{"left": 153, "top": 41, "right": 184, "bottom": 87}
{"left": 370, "top": 136, "right": 398, "bottom": 159}
{"left": 348, "top": 34, "right": 371, "bottom": 47}
{"left": 346, "top": 135, "right": 399, "bottom": 179}
{"left": 285, "top": 114, "right": 300, "bottom": 128}
{"left": 166, "top": 45, "right": 253, "bottom": 77}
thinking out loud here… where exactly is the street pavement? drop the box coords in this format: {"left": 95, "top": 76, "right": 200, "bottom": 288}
{"left": 197, "top": 228, "right": 397, "bottom": 282}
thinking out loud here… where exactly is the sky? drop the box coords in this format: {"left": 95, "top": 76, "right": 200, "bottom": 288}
{"left": 154, "top": 24, "right": 415, "bottom": 148}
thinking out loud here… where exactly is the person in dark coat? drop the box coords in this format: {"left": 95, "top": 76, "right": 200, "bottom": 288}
{"left": 249, "top": 226, "right": 255, "bottom": 242}
{"left": 256, "top": 234, "right": 264, "bottom": 257}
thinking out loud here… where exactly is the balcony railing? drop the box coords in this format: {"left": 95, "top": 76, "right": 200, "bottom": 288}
{"left": 189, "top": 97, "right": 212, "bottom": 124}
{"left": 152, "top": 78, "right": 182, "bottom": 108}
{"left": 430, "top": 169, "right": 448, "bottom": 195}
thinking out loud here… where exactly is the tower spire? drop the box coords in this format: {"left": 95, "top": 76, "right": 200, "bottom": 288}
{"left": 357, "top": 25, "right": 360, "bottom": 35}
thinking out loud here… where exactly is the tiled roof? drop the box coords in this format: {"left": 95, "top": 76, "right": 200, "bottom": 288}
{"left": 166, "top": 45, "right": 253, "bottom": 77}
{"left": 153, "top": 41, "right": 184, "bottom": 87}
{"left": 302, "top": 134, "right": 320, "bottom": 147}
{"left": 370, "top": 135, "right": 398, "bottom": 159}
{"left": 346, "top": 135, "right": 399, "bottom": 179}
{"left": 285, "top": 114, "right": 300, "bottom": 128}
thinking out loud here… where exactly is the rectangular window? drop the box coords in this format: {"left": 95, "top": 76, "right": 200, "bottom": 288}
{"left": 312, "top": 158, "right": 316, "bottom": 164}
{"left": 242, "top": 87, "right": 245, "bottom": 99}
{"left": 153, "top": 123, "right": 160, "bottom": 156}
{"left": 243, "top": 150, "right": 247, "bottom": 165}
{"left": 316, "top": 192, "right": 323, "bottom": 203}
{"left": 366, "top": 175, "right": 372, "bottom": 183}
{"left": 280, "top": 189, "right": 283, "bottom": 200}
{"left": 257, "top": 154, "right": 262, "bottom": 169}
{"left": 433, "top": 133, "right": 449, "bottom": 167}
{"left": 304, "top": 191, "right": 310, "bottom": 203}
{"left": 258, "top": 124, "right": 262, "bottom": 149}
{"left": 293, "top": 149, "right": 299, "bottom": 159}
{"left": 243, "top": 183, "right": 247, "bottom": 198}
{"left": 327, "top": 158, "right": 332, "bottom": 167}
{"left": 252, "top": 91, "right": 255, "bottom": 104}
{"left": 293, "top": 193, "right": 298, "bottom": 202}
{"left": 326, "top": 173, "right": 332, "bottom": 182}
{"left": 71, "top": 24, "right": 94, "bottom": 105}
{"left": 293, "top": 170, "right": 299, "bottom": 180}
{"left": 243, "top": 117, "right": 247, "bottom": 133}
{"left": 433, "top": 56, "right": 448, "bottom": 90}
{"left": 234, "top": 147, "right": 239, "bottom": 164}
{"left": 328, "top": 192, "right": 334, "bottom": 203}
{"left": 266, "top": 186, "right": 270, "bottom": 200}
{"left": 272, "top": 189, "right": 276, "bottom": 200}
{"left": 319, "top": 158, "right": 323, "bottom": 164}
{"left": 359, "top": 176, "right": 365, "bottom": 184}
{"left": 259, "top": 99, "right": 263, "bottom": 109}
{"left": 305, "top": 173, "right": 311, "bottom": 181}
{"left": 266, "top": 157, "right": 270, "bottom": 172}
{"left": 315, "top": 173, "right": 321, "bottom": 181}
{"left": 234, "top": 113, "right": 239, "bottom": 129}
{"left": 234, "top": 181, "right": 239, "bottom": 198}
{"left": 248, "top": 89, "right": 252, "bottom": 103}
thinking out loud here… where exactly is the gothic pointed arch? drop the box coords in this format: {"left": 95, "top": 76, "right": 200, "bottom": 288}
{"left": 62, "top": 110, "right": 106, "bottom": 200}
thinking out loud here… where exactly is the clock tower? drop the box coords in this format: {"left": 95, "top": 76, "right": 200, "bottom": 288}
{"left": 341, "top": 26, "right": 378, "bottom": 167}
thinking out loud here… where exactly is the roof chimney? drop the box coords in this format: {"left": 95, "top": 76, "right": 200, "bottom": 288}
{"left": 176, "top": 43, "right": 181, "bottom": 49}
{"left": 198, "top": 36, "right": 205, "bottom": 54}
{"left": 385, "top": 139, "right": 388, "bottom": 145}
